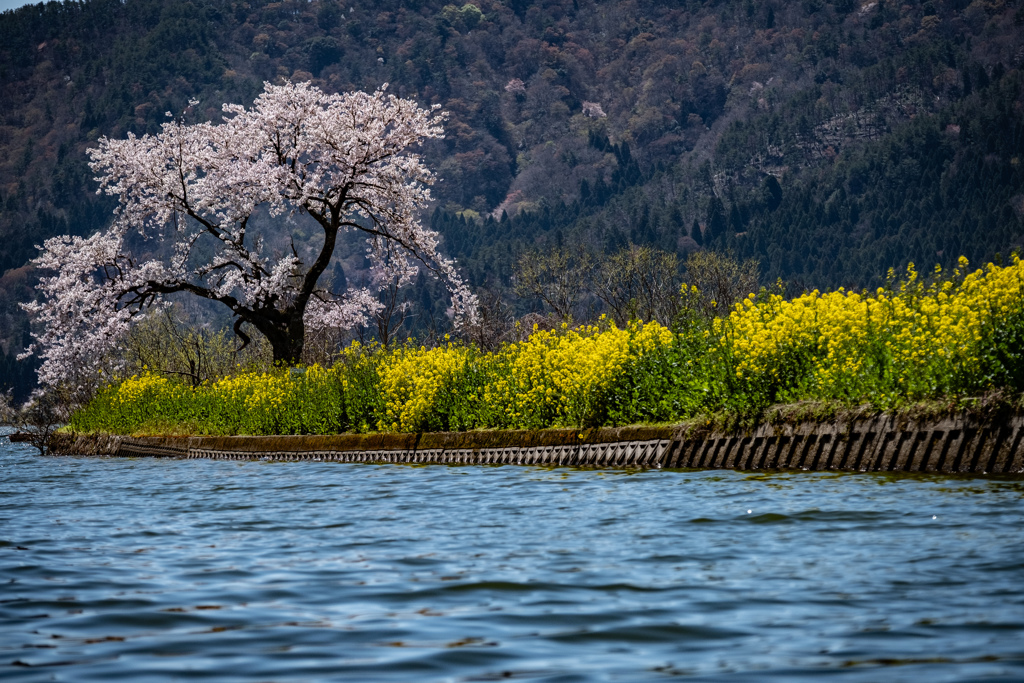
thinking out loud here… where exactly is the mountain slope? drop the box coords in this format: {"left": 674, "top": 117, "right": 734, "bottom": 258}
{"left": 1, "top": 0, "right": 1023, "bottom": 399}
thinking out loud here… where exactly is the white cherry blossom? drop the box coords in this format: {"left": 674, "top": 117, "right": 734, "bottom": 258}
{"left": 22, "top": 81, "right": 478, "bottom": 386}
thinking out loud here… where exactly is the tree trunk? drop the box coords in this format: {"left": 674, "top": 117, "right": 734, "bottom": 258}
{"left": 260, "top": 317, "right": 305, "bottom": 366}
{"left": 270, "top": 336, "right": 304, "bottom": 365}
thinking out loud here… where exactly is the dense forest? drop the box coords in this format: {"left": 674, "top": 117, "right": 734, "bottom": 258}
{"left": 1, "top": 0, "right": 1023, "bottom": 400}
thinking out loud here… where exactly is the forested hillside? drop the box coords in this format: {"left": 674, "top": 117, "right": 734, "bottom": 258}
{"left": 1, "top": 0, "right": 1023, "bottom": 399}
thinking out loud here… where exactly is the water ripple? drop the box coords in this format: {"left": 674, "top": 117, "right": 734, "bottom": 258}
{"left": 2, "top": 435, "right": 1024, "bottom": 681}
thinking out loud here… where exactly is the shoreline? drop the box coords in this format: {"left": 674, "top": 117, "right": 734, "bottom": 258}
{"left": 44, "top": 413, "right": 1024, "bottom": 474}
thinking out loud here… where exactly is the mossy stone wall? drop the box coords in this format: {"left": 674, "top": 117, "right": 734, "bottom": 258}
{"left": 46, "top": 415, "right": 1024, "bottom": 474}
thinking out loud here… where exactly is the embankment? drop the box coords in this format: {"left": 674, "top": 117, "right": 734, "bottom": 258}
{"left": 46, "top": 413, "right": 1024, "bottom": 474}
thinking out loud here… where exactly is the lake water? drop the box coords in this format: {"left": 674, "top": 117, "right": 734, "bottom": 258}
{"left": 2, "top": 433, "right": 1024, "bottom": 681}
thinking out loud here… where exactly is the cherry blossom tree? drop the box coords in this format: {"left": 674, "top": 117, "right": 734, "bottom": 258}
{"left": 21, "top": 81, "right": 477, "bottom": 387}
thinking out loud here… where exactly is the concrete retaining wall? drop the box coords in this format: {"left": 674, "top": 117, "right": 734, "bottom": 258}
{"left": 47, "top": 414, "right": 1024, "bottom": 474}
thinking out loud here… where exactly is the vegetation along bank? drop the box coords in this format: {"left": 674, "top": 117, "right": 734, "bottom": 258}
{"left": 69, "top": 256, "right": 1024, "bottom": 438}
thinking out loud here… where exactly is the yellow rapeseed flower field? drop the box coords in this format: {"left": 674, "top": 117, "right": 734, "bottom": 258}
{"left": 70, "top": 256, "right": 1024, "bottom": 435}
{"left": 377, "top": 342, "right": 473, "bottom": 432}
{"left": 722, "top": 256, "right": 1024, "bottom": 407}
{"left": 480, "top": 320, "right": 674, "bottom": 428}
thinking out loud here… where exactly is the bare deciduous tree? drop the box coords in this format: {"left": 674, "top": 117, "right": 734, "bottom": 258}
{"left": 372, "top": 274, "right": 414, "bottom": 348}
{"left": 461, "top": 287, "right": 518, "bottom": 350}
{"left": 682, "top": 251, "right": 761, "bottom": 318}
{"left": 1, "top": 389, "right": 71, "bottom": 455}
{"left": 591, "top": 244, "right": 681, "bottom": 326}
{"left": 123, "top": 307, "right": 260, "bottom": 388}
{"left": 514, "top": 246, "right": 593, "bottom": 321}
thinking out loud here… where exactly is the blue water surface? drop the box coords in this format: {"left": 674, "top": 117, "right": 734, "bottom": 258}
{"left": 2, "top": 432, "right": 1023, "bottom": 681}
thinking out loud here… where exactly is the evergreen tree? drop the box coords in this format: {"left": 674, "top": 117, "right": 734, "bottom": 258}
{"left": 691, "top": 219, "right": 704, "bottom": 246}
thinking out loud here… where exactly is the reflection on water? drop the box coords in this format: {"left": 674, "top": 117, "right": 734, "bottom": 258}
{"left": 2, "top": 433, "right": 1023, "bottom": 681}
